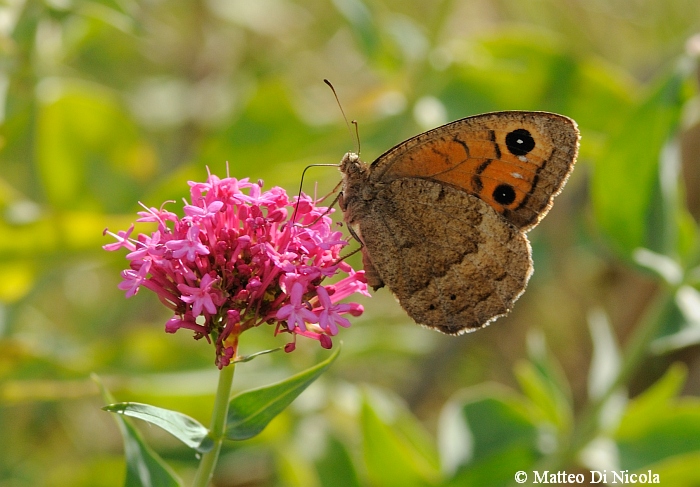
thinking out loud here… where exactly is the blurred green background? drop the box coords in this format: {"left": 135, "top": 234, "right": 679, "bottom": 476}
{"left": 2, "top": 0, "right": 700, "bottom": 486}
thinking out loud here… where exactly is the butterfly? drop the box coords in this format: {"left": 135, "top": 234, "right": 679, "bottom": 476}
{"left": 339, "top": 111, "right": 579, "bottom": 335}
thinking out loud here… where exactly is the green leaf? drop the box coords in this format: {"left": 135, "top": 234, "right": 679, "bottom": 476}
{"left": 444, "top": 445, "right": 538, "bottom": 487}
{"left": 93, "top": 375, "right": 181, "bottom": 487}
{"left": 118, "top": 417, "right": 183, "bottom": 487}
{"left": 276, "top": 447, "right": 318, "bottom": 487}
{"left": 455, "top": 391, "right": 538, "bottom": 464}
{"left": 439, "top": 385, "right": 539, "bottom": 487}
{"left": 592, "top": 59, "right": 690, "bottom": 256}
{"left": 616, "top": 363, "right": 687, "bottom": 438}
{"left": 316, "top": 434, "right": 362, "bottom": 487}
{"left": 103, "top": 402, "right": 212, "bottom": 453}
{"left": 225, "top": 347, "right": 340, "bottom": 440}
{"left": 641, "top": 451, "right": 700, "bottom": 487}
{"left": 361, "top": 390, "right": 441, "bottom": 487}
{"left": 617, "top": 402, "right": 700, "bottom": 471}
{"left": 615, "top": 364, "right": 700, "bottom": 470}
{"left": 514, "top": 331, "right": 573, "bottom": 432}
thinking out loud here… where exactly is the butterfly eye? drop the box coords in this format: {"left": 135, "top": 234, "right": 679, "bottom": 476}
{"left": 493, "top": 184, "right": 516, "bottom": 206}
{"left": 505, "top": 129, "right": 535, "bottom": 156}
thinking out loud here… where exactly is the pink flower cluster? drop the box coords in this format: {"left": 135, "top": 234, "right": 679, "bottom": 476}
{"left": 104, "top": 173, "right": 367, "bottom": 368}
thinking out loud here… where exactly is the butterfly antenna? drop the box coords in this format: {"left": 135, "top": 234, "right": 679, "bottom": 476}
{"left": 324, "top": 79, "right": 360, "bottom": 155}
{"left": 351, "top": 120, "right": 361, "bottom": 155}
{"left": 292, "top": 163, "right": 339, "bottom": 224}
{"left": 292, "top": 81, "right": 359, "bottom": 225}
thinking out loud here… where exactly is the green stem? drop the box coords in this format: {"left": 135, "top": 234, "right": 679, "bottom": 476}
{"left": 192, "top": 363, "right": 236, "bottom": 487}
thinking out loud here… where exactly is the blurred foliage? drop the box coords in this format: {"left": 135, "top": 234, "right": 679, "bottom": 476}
{"left": 2, "top": 0, "right": 700, "bottom": 486}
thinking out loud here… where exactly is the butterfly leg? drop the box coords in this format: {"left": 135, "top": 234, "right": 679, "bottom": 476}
{"left": 361, "top": 247, "right": 385, "bottom": 291}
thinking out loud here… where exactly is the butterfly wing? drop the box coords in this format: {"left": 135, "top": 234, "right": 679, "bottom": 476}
{"left": 369, "top": 111, "right": 579, "bottom": 230}
{"left": 357, "top": 176, "right": 532, "bottom": 334}
{"left": 340, "top": 111, "right": 578, "bottom": 333}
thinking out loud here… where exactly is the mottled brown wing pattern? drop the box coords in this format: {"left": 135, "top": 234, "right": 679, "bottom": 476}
{"left": 339, "top": 111, "right": 579, "bottom": 333}
{"left": 357, "top": 177, "right": 532, "bottom": 334}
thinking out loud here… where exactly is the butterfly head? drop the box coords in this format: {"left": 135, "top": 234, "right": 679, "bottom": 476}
{"left": 338, "top": 152, "right": 367, "bottom": 178}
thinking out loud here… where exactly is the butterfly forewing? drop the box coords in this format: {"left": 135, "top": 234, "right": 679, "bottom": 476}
{"left": 369, "top": 111, "right": 579, "bottom": 230}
